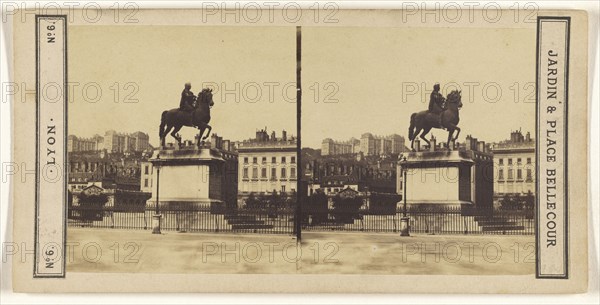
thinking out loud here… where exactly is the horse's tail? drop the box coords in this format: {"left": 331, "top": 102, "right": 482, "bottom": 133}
{"left": 159, "top": 111, "right": 168, "bottom": 139}
{"left": 408, "top": 113, "right": 417, "bottom": 141}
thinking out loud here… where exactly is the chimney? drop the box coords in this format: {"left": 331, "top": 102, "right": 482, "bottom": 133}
{"left": 282, "top": 130, "right": 287, "bottom": 141}
{"left": 430, "top": 135, "right": 436, "bottom": 152}
{"left": 526, "top": 131, "right": 531, "bottom": 142}
{"left": 271, "top": 131, "right": 276, "bottom": 141}
{"left": 223, "top": 140, "right": 230, "bottom": 151}
{"left": 477, "top": 141, "right": 485, "bottom": 153}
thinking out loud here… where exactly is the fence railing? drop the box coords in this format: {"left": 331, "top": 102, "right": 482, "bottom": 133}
{"left": 68, "top": 205, "right": 295, "bottom": 235}
{"left": 302, "top": 206, "right": 535, "bottom": 235}
{"left": 68, "top": 204, "right": 535, "bottom": 236}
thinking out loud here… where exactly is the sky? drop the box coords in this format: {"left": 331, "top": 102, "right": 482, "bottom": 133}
{"left": 68, "top": 26, "right": 297, "bottom": 146}
{"left": 302, "top": 26, "right": 536, "bottom": 148}
{"left": 68, "top": 25, "right": 536, "bottom": 149}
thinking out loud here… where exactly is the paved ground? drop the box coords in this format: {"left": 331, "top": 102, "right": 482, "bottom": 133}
{"left": 67, "top": 228, "right": 535, "bottom": 275}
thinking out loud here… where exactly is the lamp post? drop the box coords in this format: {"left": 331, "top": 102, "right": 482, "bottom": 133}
{"left": 400, "top": 155, "right": 410, "bottom": 236}
{"left": 152, "top": 153, "right": 162, "bottom": 234}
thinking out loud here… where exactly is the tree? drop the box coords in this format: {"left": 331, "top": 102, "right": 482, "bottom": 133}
{"left": 245, "top": 192, "right": 259, "bottom": 209}
{"left": 268, "top": 190, "right": 281, "bottom": 208}
{"left": 332, "top": 195, "right": 363, "bottom": 224}
{"left": 77, "top": 192, "right": 109, "bottom": 221}
{"left": 368, "top": 192, "right": 401, "bottom": 215}
{"left": 524, "top": 191, "right": 535, "bottom": 210}
{"left": 306, "top": 190, "right": 328, "bottom": 225}
{"left": 500, "top": 193, "right": 524, "bottom": 210}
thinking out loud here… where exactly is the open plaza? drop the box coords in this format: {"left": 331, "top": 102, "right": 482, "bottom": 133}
{"left": 67, "top": 228, "right": 534, "bottom": 275}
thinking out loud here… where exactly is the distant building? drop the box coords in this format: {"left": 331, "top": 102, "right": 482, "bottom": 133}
{"left": 490, "top": 130, "right": 535, "bottom": 196}
{"left": 69, "top": 183, "right": 151, "bottom": 215}
{"left": 237, "top": 128, "right": 297, "bottom": 200}
{"left": 104, "top": 130, "right": 150, "bottom": 153}
{"left": 67, "top": 150, "right": 144, "bottom": 192}
{"left": 67, "top": 152, "right": 151, "bottom": 216}
{"left": 303, "top": 151, "right": 397, "bottom": 197}
{"left": 321, "top": 138, "right": 360, "bottom": 155}
{"left": 68, "top": 131, "right": 150, "bottom": 153}
{"left": 321, "top": 133, "right": 406, "bottom": 156}
{"left": 140, "top": 160, "right": 153, "bottom": 193}
{"left": 67, "top": 134, "right": 104, "bottom": 152}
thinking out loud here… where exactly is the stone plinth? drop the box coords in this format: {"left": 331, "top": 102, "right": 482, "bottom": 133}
{"left": 146, "top": 147, "right": 226, "bottom": 210}
{"left": 397, "top": 148, "right": 494, "bottom": 210}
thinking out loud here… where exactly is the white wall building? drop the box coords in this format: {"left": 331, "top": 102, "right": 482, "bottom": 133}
{"left": 237, "top": 129, "right": 297, "bottom": 197}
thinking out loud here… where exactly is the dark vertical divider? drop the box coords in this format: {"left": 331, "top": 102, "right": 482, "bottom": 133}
{"left": 295, "top": 26, "right": 302, "bottom": 241}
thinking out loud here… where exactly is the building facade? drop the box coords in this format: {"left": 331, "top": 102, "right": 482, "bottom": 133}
{"left": 303, "top": 152, "right": 397, "bottom": 197}
{"left": 67, "top": 134, "right": 104, "bottom": 152}
{"left": 140, "top": 161, "right": 153, "bottom": 193}
{"left": 360, "top": 133, "right": 406, "bottom": 156}
{"left": 490, "top": 130, "right": 535, "bottom": 196}
{"left": 67, "top": 150, "right": 145, "bottom": 192}
{"left": 237, "top": 129, "right": 297, "bottom": 199}
{"left": 68, "top": 131, "right": 150, "bottom": 153}
{"left": 321, "top": 133, "right": 406, "bottom": 156}
{"left": 104, "top": 130, "right": 150, "bottom": 153}
{"left": 321, "top": 138, "right": 360, "bottom": 156}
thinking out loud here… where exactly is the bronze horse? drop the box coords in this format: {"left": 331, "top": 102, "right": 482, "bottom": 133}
{"left": 159, "top": 88, "right": 214, "bottom": 147}
{"left": 408, "top": 90, "right": 463, "bottom": 150}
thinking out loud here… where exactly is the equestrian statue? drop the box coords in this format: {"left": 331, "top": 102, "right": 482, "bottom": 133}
{"left": 408, "top": 84, "right": 463, "bottom": 151}
{"left": 159, "top": 82, "right": 214, "bottom": 148}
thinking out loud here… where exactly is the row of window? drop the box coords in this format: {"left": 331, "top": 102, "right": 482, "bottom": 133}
{"left": 243, "top": 186, "right": 295, "bottom": 193}
{"left": 498, "top": 157, "right": 532, "bottom": 166}
{"left": 242, "top": 167, "right": 296, "bottom": 179}
{"left": 498, "top": 168, "right": 533, "bottom": 181}
{"left": 243, "top": 156, "right": 296, "bottom": 164}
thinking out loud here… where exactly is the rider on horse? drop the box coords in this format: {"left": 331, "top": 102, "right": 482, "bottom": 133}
{"left": 428, "top": 83, "right": 446, "bottom": 114}
{"left": 179, "top": 82, "right": 196, "bottom": 112}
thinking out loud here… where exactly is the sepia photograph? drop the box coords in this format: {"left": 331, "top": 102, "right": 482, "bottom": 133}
{"left": 65, "top": 25, "right": 300, "bottom": 273}
{"left": 300, "top": 26, "right": 536, "bottom": 275}
{"left": 4, "top": 5, "right": 593, "bottom": 297}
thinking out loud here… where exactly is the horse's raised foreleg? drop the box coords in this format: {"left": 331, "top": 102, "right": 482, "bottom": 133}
{"left": 171, "top": 125, "right": 183, "bottom": 147}
{"left": 202, "top": 124, "right": 212, "bottom": 140}
{"left": 420, "top": 127, "right": 432, "bottom": 149}
{"left": 453, "top": 126, "right": 461, "bottom": 141}
{"left": 196, "top": 126, "right": 206, "bottom": 148}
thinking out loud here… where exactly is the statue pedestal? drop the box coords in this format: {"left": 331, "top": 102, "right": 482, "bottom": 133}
{"left": 397, "top": 149, "right": 493, "bottom": 234}
{"left": 146, "top": 146, "right": 237, "bottom": 232}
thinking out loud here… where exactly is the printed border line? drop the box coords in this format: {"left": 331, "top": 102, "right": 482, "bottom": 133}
{"left": 535, "top": 16, "right": 570, "bottom": 280}
{"left": 33, "top": 14, "right": 68, "bottom": 279}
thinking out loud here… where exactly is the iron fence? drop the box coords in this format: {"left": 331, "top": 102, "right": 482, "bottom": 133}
{"left": 68, "top": 205, "right": 295, "bottom": 235}
{"left": 68, "top": 204, "right": 535, "bottom": 235}
{"left": 302, "top": 206, "right": 535, "bottom": 235}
